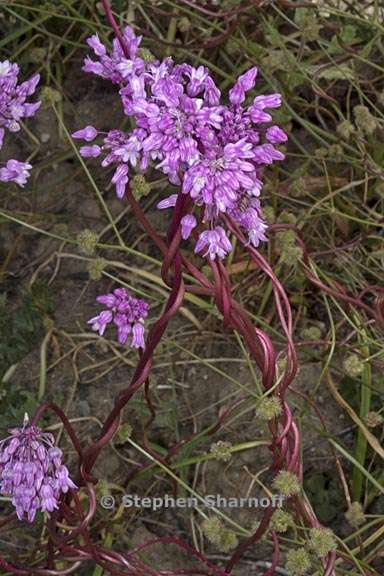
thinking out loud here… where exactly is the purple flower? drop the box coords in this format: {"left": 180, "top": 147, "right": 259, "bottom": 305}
{"left": 253, "top": 144, "right": 285, "bottom": 164}
{"left": 82, "top": 28, "right": 144, "bottom": 84}
{"left": 195, "top": 226, "right": 232, "bottom": 260}
{"left": 88, "top": 310, "right": 113, "bottom": 336}
{"left": 252, "top": 93, "right": 282, "bottom": 110}
{"left": 73, "top": 128, "right": 146, "bottom": 197}
{"left": 186, "top": 65, "right": 209, "bottom": 97}
{"left": 88, "top": 287, "right": 148, "bottom": 348}
{"left": 131, "top": 322, "right": 145, "bottom": 349}
{"left": 0, "top": 160, "right": 32, "bottom": 187}
{"left": 266, "top": 125, "right": 288, "bottom": 144}
{"left": 73, "top": 27, "right": 287, "bottom": 259}
{"left": 229, "top": 198, "right": 268, "bottom": 247}
{"left": 0, "top": 61, "right": 40, "bottom": 137}
{"left": 181, "top": 214, "right": 197, "bottom": 240}
{"left": 0, "top": 416, "right": 76, "bottom": 523}
{"left": 157, "top": 194, "right": 178, "bottom": 209}
{"left": 0, "top": 60, "right": 40, "bottom": 187}
{"left": 72, "top": 125, "right": 98, "bottom": 142}
{"left": 111, "top": 163, "right": 129, "bottom": 198}
{"left": 80, "top": 145, "right": 101, "bottom": 158}
{"left": 229, "top": 67, "right": 257, "bottom": 105}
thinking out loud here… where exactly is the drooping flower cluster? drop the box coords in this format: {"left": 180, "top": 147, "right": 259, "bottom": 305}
{"left": 73, "top": 28, "right": 287, "bottom": 259}
{"left": 0, "top": 417, "right": 76, "bottom": 522}
{"left": 88, "top": 287, "right": 148, "bottom": 348}
{"left": 0, "top": 60, "right": 40, "bottom": 187}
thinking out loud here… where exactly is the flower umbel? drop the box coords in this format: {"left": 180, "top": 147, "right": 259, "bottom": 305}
{"left": 0, "top": 416, "right": 76, "bottom": 522}
{"left": 88, "top": 287, "right": 149, "bottom": 348}
{"left": 73, "top": 27, "right": 287, "bottom": 259}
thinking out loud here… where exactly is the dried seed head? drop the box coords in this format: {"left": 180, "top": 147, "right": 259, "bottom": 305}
{"left": 209, "top": 440, "right": 232, "bottom": 463}
{"left": 202, "top": 517, "right": 238, "bottom": 552}
{"left": 285, "top": 548, "right": 312, "bottom": 576}
{"left": 77, "top": 229, "right": 98, "bottom": 256}
{"left": 256, "top": 396, "right": 282, "bottom": 421}
{"left": 301, "top": 326, "right": 322, "bottom": 341}
{"left": 353, "top": 105, "right": 377, "bottom": 135}
{"left": 337, "top": 120, "right": 354, "bottom": 141}
{"left": 115, "top": 423, "right": 133, "bottom": 445}
{"left": 308, "top": 527, "right": 337, "bottom": 558}
{"left": 272, "top": 471, "right": 301, "bottom": 497}
{"left": 343, "top": 354, "right": 363, "bottom": 377}
{"left": 270, "top": 509, "right": 293, "bottom": 533}
{"left": 131, "top": 174, "right": 151, "bottom": 199}
{"left": 364, "top": 411, "right": 384, "bottom": 428}
{"left": 87, "top": 258, "right": 107, "bottom": 281}
{"left": 345, "top": 502, "right": 365, "bottom": 528}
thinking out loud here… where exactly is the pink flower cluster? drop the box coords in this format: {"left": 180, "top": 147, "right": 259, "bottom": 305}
{"left": 0, "top": 60, "right": 40, "bottom": 187}
{"left": 73, "top": 27, "right": 287, "bottom": 259}
{"left": 88, "top": 287, "right": 148, "bottom": 348}
{"left": 0, "top": 418, "right": 76, "bottom": 522}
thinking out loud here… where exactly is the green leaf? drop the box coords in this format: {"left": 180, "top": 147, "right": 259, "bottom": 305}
{"left": 319, "top": 64, "right": 355, "bottom": 81}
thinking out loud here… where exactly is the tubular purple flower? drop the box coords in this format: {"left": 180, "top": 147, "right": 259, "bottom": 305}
{"left": 111, "top": 163, "right": 129, "bottom": 198}
{"left": 187, "top": 65, "right": 209, "bottom": 97}
{"left": 72, "top": 125, "right": 98, "bottom": 142}
{"left": 266, "top": 125, "right": 288, "bottom": 144}
{"left": 249, "top": 108, "right": 272, "bottom": 124}
{"left": 252, "top": 93, "right": 282, "bottom": 109}
{"left": 157, "top": 194, "right": 178, "bottom": 209}
{"left": 80, "top": 145, "right": 102, "bottom": 158}
{"left": 229, "top": 66, "right": 257, "bottom": 105}
{"left": 131, "top": 322, "right": 145, "bottom": 349}
{"left": 181, "top": 214, "right": 197, "bottom": 240}
{"left": 88, "top": 310, "right": 113, "bottom": 336}
{"left": 87, "top": 34, "right": 107, "bottom": 57}
{"left": 253, "top": 144, "right": 285, "bottom": 164}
